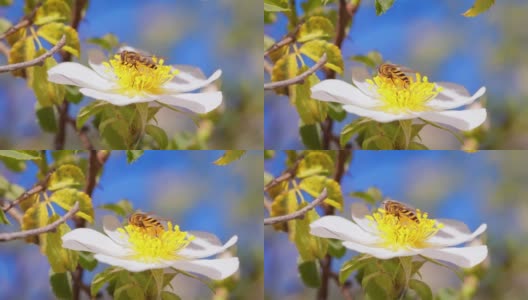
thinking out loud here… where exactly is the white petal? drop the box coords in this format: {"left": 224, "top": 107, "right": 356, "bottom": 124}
{"left": 47, "top": 62, "right": 115, "bottom": 90}
{"left": 172, "top": 65, "right": 207, "bottom": 80}
{"left": 350, "top": 202, "right": 378, "bottom": 235}
{"left": 62, "top": 228, "right": 130, "bottom": 257}
{"left": 164, "top": 69, "right": 222, "bottom": 93}
{"left": 102, "top": 215, "right": 129, "bottom": 247}
{"left": 94, "top": 254, "right": 171, "bottom": 272}
{"left": 342, "top": 105, "right": 414, "bottom": 122}
{"left": 157, "top": 92, "right": 222, "bottom": 114}
{"left": 421, "top": 245, "right": 488, "bottom": 268}
{"left": 310, "top": 80, "right": 379, "bottom": 108}
{"left": 178, "top": 235, "right": 238, "bottom": 259}
{"left": 79, "top": 88, "right": 159, "bottom": 105}
{"left": 428, "top": 86, "right": 486, "bottom": 110}
{"left": 170, "top": 257, "right": 239, "bottom": 280}
{"left": 418, "top": 108, "right": 487, "bottom": 131}
{"left": 309, "top": 216, "right": 380, "bottom": 244}
{"left": 427, "top": 223, "right": 487, "bottom": 247}
{"left": 342, "top": 240, "right": 421, "bottom": 259}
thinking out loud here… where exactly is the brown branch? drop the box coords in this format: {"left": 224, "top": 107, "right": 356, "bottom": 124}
{"left": 66, "top": 117, "right": 95, "bottom": 150}
{"left": 0, "top": 199, "right": 23, "bottom": 224}
{"left": 264, "top": 189, "right": 327, "bottom": 225}
{"left": 0, "top": 35, "right": 66, "bottom": 73}
{"left": 264, "top": 54, "right": 327, "bottom": 90}
{"left": 0, "top": 41, "right": 10, "bottom": 58}
{"left": 330, "top": 273, "right": 353, "bottom": 300}
{"left": 264, "top": 21, "right": 303, "bottom": 57}
{"left": 0, "top": 202, "right": 79, "bottom": 242}
{"left": 264, "top": 157, "right": 302, "bottom": 192}
{"left": 0, "top": 2, "right": 43, "bottom": 40}
{"left": 2, "top": 172, "right": 52, "bottom": 213}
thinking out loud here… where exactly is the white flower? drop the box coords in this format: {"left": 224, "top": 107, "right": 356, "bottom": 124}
{"left": 61, "top": 215, "right": 239, "bottom": 280}
{"left": 309, "top": 202, "right": 488, "bottom": 268}
{"left": 310, "top": 67, "right": 487, "bottom": 131}
{"left": 47, "top": 48, "right": 222, "bottom": 114}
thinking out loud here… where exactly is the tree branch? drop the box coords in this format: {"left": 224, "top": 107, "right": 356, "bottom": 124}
{"left": 0, "top": 2, "right": 44, "bottom": 40}
{"left": 66, "top": 117, "right": 95, "bottom": 150}
{"left": 264, "top": 188, "right": 327, "bottom": 225}
{"left": 2, "top": 172, "right": 52, "bottom": 213}
{"left": 264, "top": 157, "right": 302, "bottom": 192}
{"left": 264, "top": 21, "right": 303, "bottom": 57}
{"left": 0, "top": 35, "right": 66, "bottom": 73}
{"left": 264, "top": 54, "right": 327, "bottom": 90}
{"left": 0, "top": 202, "right": 79, "bottom": 242}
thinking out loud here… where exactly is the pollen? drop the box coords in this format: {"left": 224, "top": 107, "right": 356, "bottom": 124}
{"left": 367, "top": 208, "right": 443, "bottom": 250}
{"left": 367, "top": 73, "right": 443, "bottom": 114}
{"left": 104, "top": 54, "right": 179, "bottom": 96}
{"left": 118, "top": 222, "right": 195, "bottom": 262}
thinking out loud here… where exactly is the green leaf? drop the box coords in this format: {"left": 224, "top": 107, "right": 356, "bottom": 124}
{"left": 0, "top": 175, "right": 25, "bottom": 201}
{"left": 339, "top": 255, "right": 374, "bottom": 284}
{"left": 91, "top": 267, "right": 122, "bottom": 297}
{"left": 78, "top": 252, "right": 98, "bottom": 271}
{"left": 76, "top": 101, "right": 109, "bottom": 129}
{"left": 327, "top": 239, "right": 346, "bottom": 258}
{"left": 34, "top": 0, "right": 71, "bottom": 25}
{"left": 271, "top": 53, "right": 298, "bottom": 95}
{"left": 351, "top": 51, "right": 383, "bottom": 69}
{"left": 0, "top": 150, "right": 40, "bottom": 160}
{"left": 349, "top": 187, "right": 383, "bottom": 204}
{"left": 293, "top": 67, "right": 327, "bottom": 125}
{"left": 50, "top": 272, "right": 73, "bottom": 300}
{"left": 32, "top": 48, "right": 65, "bottom": 107}
{"left": 463, "top": 0, "right": 495, "bottom": 17}
{"left": 297, "top": 151, "right": 334, "bottom": 178}
{"left": 213, "top": 150, "right": 246, "bottom": 165}
{"left": 126, "top": 150, "right": 144, "bottom": 164}
{"left": 64, "top": 86, "right": 83, "bottom": 104}
{"left": 48, "top": 164, "right": 85, "bottom": 191}
{"left": 375, "top": 0, "right": 395, "bottom": 16}
{"left": 45, "top": 215, "right": 79, "bottom": 273}
{"left": 98, "top": 199, "right": 134, "bottom": 217}
{"left": 409, "top": 279, "right": 433, "bottom": 300}
{"left": 299, "top": 176, "right": 343, "bottom": 211}
{"left": 299, "top": 123, "right": 322, "bottom": 149}
{"left": 37, "top": 22, "right": 80, "bottom": 57}
{"left": 87, "top": 33, "right": 120, "bottom": 51}
{"left": 145, "top": 124, "right": 168, "bottom": 149}
{"left": 340, "top": 119, "right": 370, "bottom": 147}
{"left": 36, "top": 104, "right": 58, "bottom": 132}
{"left": 298, "top": 260, "right": 321, "bottom": 288}
{"left": 297, "top": 16, "right": 335, "bottom": 43}
{"left": 0, "top": 0, "right": 12, "bottom": 6}
{"left": 299, "top": 39, "right": 344, "bottom": 74}
{"left": 161, "top": 291, "right": 181, "bottom": 300}
{"left": 0, "top": 210, "right": 9, "bottom": 224}
{"left": 264, "top": 0, "right": 289, "bottom": 12}
{"left": 327, "top": 102, "right": 346, "bottom": 122}
{"left": 0, "top": 18, "right": 12, "bottom": 33}
{"left": 294, "top": 202, "right": 327, "bottom": 260}
{"left": 49, "top": 188, "right": 94, "bottom": 223}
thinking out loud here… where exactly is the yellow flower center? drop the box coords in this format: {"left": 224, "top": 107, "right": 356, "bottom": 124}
{"left": 367, "top": 74, "right": 443, "bottom": 114}
{"left": 366, "top": 208, "right": 443, "bottom": 250}
{"left": 104, "top": 54, "right": 179, "bottom": 96}
{"left": 118, "top": 222, "right": 194, "bottom": 262}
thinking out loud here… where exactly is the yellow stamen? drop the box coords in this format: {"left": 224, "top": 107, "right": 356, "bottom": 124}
{"left": 118, "top": 222, "right": 194, "bottom": 262}
{"left": 366, "top": 208, "right": 443, "bottom": 250}
{"left": 104, "top": 54, "right": 179, "bottom": 96}
{"left": 367, "top": 73, "right": 443, "bottom": 114}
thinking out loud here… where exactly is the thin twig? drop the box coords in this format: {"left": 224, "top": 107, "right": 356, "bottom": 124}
{"left": 2, "top": 172, "right": 52, "bottom": 213}
{"left": 264, "top": 157, "right": 302, "bottom": 192}
{"left": 0, "top": 41, "right": 10, "bottom": 58}
{"left": 0, "top": 199, "right": 23, "bottom": 224}
{"left": 264, "top": 54, "right": 327, "bottom": 90}
{"left": 264, "top": 188, "right": 327, "bottom": 225}
{"left": 0, "top": 202, "right": 79, "bottom": 242}
{"left": 263, "top": 21, "right": 304, "bottom": 57}
{"left": 0, "top": 35, "right": 66, "bottom": 73}
{"left": 0, "top": 2, "right": 44, "bottom": 40}
{"left": 66, "top": 117, "right": 95, "bottom": 150}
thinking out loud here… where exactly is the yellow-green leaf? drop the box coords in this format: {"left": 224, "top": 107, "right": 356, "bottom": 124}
{"left": 8, "top": 36, "right": 35, "bottom": 79}
{"left": 294, "top": 203, "right": 327, "bottom": 261}
{"left": 49, "top": 188, "right": 94, "bottom": 223}
{"left": 48, "top": 164, "right": 85, "bottom": 191}
{"left": 293, "top": 67, "right": 327, "bottom": 124}
{"left": 297, "top": 151, "right": 334, "bottom": 178}
{"left": 0, "top": 210, "right": 9, "bottom": 224}
{"left": 34, "top": 0, "right": 71, "bottom": 25}
{"left": 22, "top": 202, "right": 49, "bottom": 244}
{"left": 463, "top": 0, "right": 495, "bottom": 17}
{"left": 32, "top": 48, "right": 65, "bottom": 106}
{"left": 264, "top": 0, "right": 289, "bottom": 12}
{"left": 87, "top": 33, "right": 120, "bottom": 52}
{"left": 214, "top": 150, "right": 246, "bottom": 166}
{"left": 0, "top": 150, "right": 40, "bottom": 160}
{"left": 299, "top": 40, "right": 344, "bottom": 74}
{"left": 45, "top": 215, "right": 78, "bottom": 273}
{"left": 297, "top": 16, "right": 335, "bottom": 43}
{"left": 270, "top": 190, "right": 297, "bottom": 232}
{"left": 271, "top": 53, "right": 298, "bottom": 95}
{"left": 37, "top": 22, "right": 80, "bottom": 57}
{"left": 299, "top": 176, "right": 343, "bottom": 211}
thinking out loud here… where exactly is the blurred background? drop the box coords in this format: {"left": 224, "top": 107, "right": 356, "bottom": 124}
{"left": 265, "top": 150, "right": 528, "bottom": 299}
{"left": 0, "top": 0, "right": 262, "bottom": 149}
{"left": 0, "top": 150, "right": 263, "bottom": 299}
{"left": 265, "top": 0, "right": 528, "bottom": 149}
